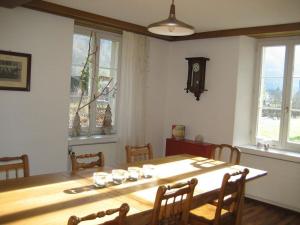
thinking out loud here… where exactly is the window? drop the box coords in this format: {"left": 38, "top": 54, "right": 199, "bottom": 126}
{"left": 254, "top": 37, "right": 300, "bottom": 150}
{"left": 69, "top": 27, "right": 121, "bottom": 135}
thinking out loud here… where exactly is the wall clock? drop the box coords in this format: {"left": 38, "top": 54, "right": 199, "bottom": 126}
{"left": 185, "top": 57, "right": 209, "bottom": 101}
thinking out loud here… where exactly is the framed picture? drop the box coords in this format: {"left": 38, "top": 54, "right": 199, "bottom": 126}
{"left": 0, "top": 50, "right": 31, "bottom": 91}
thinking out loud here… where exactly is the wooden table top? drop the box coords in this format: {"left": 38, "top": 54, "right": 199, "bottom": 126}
{"left": 0, "top": 154, "right": 267, "bottom": 225}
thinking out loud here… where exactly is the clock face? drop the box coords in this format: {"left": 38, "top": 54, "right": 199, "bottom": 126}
{"left": 193, "top": 63, "right": 200, "bottom": 72}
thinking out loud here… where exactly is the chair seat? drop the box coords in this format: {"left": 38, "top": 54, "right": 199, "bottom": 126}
{"left": 189, "top": 204, "right": 232, "bottom": 225}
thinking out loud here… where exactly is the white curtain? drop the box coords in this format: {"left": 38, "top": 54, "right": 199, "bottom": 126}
{"left": 118, "top": 31, "right": 149, "bottom": 152}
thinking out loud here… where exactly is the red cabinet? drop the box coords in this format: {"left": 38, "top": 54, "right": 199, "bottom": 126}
{"left": 165, "top": 138, "right": 215, "bottom": 158}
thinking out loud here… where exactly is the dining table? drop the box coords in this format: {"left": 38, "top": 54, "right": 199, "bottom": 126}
{"left": 0, "top": 154, "right": 267, "bottom": 225}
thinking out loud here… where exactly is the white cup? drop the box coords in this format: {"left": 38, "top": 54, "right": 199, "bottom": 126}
{"left": 143, "top": 164, "right": 156, "bottom": 178}
{"left": 112, "top": 169, "right": 128, "bottom": 184}
{"left": 93, "top": 172, "right": 108, "bottom": 187}
{"left": 128, "top": 167, "right": 141, "bottom": 181}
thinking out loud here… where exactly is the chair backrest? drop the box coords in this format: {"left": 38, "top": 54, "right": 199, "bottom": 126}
{"left": 211, "top": 144, "right": 241, "bottom": 165}
{"left": 70, "top": 152, "right": 104, "bottom": 172}
{"left": 0, "top": 154, "right": 29, "bottom": 180}
{"left": 213, "top": 168, "right": 249, "bottom": 225}
{"left": 125, "top": 143, "right": 153, "bottom": 164}
{"left": 151, "top": 178, "right": 198, "bottom": 225}
{"left": 67, "top": 203, "right": 129, "bottom": 225}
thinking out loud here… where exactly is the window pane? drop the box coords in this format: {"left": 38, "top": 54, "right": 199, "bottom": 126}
{"left": 99, "top": 39, "right": 119, "bottom": 69}
{"left": 99, "top": 39, "right": 112, "bottom": 68}
{"left": 257, "top": 109, "right": 281, "bottom": 140}
{"left": 96, "top": 38, "right": 119, "bottom": 128}
{"left": 70, "top": 74, "right": 80, "bottom": 95}
{"left": 288, "top": 110, "right": 300, "bottom": 143}
{"left": 288, "top": 45, "right": 300, "bottom": 143}
{"left": 69, "top": 97, "right": 90, "bottom": 128}
{"left": 261, "top": 46, "right": 286, "bottom": 77}
{"left": 291, "top": 78, "right": 300, "bottom": 110}
{"left": 72, "top": 34, "right": 90, "bottom": 66}
{"left": 261, "top": 77, "right": 284, "bottom": 107}
{"left": 293, "top": 45, "right": 300, "bottom": 75}
{"left": 257, "top": 46, "right": 286, "bottom": 141}
{"left": 69, "top": 34, "right": 91, "bottom": 129}
{"left": 96, "top": 73, "right": 117, "bottom": 127}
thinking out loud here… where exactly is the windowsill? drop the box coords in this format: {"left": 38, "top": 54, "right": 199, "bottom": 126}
{"left": 68, "top": 134, "right": 118, "bottom": 146}
{"left": 238, "top": 145, "right": 300, "bottom": 163}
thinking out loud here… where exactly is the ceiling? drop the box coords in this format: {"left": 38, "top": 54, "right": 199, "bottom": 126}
{"left": 48, "top": 0, "right": 300, "bottom": 32}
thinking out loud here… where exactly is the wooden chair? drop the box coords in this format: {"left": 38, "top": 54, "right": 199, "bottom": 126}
{"left": 125, "top": 143, "right": 153, "bottom": 163}
{"left": 151, "top": 178, "right": 198, "bottom": 225}
{"left": 67, "top": 203, "right": 129, "bottom": 225}
{"left": 189, "top": 168, "right": 249, "bottom": 225}
{"left": 211, "top": 144, "right": 241, "bottom": 165}
{"left": 70, "top": 152, "right": 104, "bottom": 172}
{"left": 210, "top": 145, "right": 241, "bottom": 208}
{"left": 0, "top": 154, "right": 29, "bottom": 180}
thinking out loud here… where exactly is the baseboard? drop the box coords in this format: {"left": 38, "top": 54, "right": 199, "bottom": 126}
{"left": 245, "top": 194, "right": 300, "bottom": 213}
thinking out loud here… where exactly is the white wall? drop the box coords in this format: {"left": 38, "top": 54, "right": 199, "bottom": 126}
{"left": 163, "top": 37, "right": 241, "bottom": 145}
{"left": 0, "top": 8, "right": 74, "bottom": 175}
{"left": 232, "top": 37, "right": 256, "bottom": 145}
{"left": 145, "top": 38, "right": 170, "bottom": 157}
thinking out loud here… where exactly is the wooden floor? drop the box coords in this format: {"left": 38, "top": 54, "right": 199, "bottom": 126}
{"left": 242, "top": 198, "right": 300, "bottom": 225}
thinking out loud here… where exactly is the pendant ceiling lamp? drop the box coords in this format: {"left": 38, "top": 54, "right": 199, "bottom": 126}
{"left": 147, "top": 0, "right": 195, "bottom": 36}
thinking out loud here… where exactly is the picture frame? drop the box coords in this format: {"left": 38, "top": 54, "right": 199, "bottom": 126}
{"left": 0, "top": 50, "right": 31, "bottom": 91}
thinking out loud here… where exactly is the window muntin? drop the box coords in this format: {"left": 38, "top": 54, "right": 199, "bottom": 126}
{"left": 255, "top": 38, "right": 300, "bottom": 150}
{"left": 69, "top": 28, "right": 121, "bottom": 135}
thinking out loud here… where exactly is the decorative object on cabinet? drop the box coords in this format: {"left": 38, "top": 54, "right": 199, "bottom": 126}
{"left": 171, "top": 125, "right": 185, "bottom": 140}
{"left": 165, "top": 138, "right": 215, "bottom": 158}
{"left": 194, "top": 134, "right": 204, "bottom": 143}
{"left": 185, "top": 57, "right": 209, "bottom": 100}
{"left": 0, "top": 50, "right": 31, "bottom": 91}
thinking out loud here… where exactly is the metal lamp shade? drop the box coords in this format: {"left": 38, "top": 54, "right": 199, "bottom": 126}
{"left": 148, "top": 18, "right": 194, "bottom": 36}
{"left": 147, "top": 0, "right": 195, "bottom": 36}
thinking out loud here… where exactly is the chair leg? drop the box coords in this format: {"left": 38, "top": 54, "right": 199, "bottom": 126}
{"left": 235, "top": 195, "right": 244, "bottom": 225}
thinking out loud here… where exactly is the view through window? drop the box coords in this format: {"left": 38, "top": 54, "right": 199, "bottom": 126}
{"left": 69, "top": 28, "right": 121, "bottom": 135}
{"left": 256, "top": 39, "right": 300, "bottom": 150}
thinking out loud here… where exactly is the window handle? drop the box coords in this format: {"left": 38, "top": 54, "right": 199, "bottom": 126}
{"left": 285, "top": 106, "right": 289, "bottom": 113}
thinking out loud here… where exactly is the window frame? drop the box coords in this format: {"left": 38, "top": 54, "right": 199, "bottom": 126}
{"left": 252, "top": 36, "right": 300, "bottom": 152}
{"left": 69, "top": 26, "right": 122, "bottom": 136}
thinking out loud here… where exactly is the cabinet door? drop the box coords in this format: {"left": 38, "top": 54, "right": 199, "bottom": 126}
{"left": 166, "top": 140, "right": 184, "bottom": 156}
{"left": 165, "top": 139, "right": 213, "bottom": 158}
